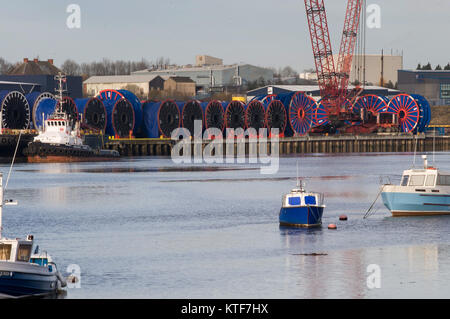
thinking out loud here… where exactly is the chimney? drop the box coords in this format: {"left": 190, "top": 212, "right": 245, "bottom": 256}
{"left": 24, "top": 58, "right": 29, "bottom": 63}
{"left": 33, "top": 58, "right": 39, "bottom": 63}
{"left": 48, "top": 59, "right": 54, "bottom": 65}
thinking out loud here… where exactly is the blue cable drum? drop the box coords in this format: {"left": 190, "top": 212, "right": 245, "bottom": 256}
{"left": 353, "top": 95, "right": 389, "bottom": 116}
{"left": 74, "top": 97, "right": 107, "bottom": 132}
{"left": 117, "top": 90, "right": 143, "bottom": 135}
{"left": 387, "top": 94, "right": 420, "bottom": 133}
{"left": 97, "top": 90, "right": 135, "bottom": 138}
{"left": 314, "top": 99, "right": 330, "bottom": 128}
{"left": 26, "top": 92, "right": 54, "bottom": 129}
{"left": 411, "top": 94, "right": 431, "bottom": 133}
{"left": 141, "top": 100, "right": 181, "bottom": 138}
{"left": 180, "top": 100, "right": 204, "bottom": 136}
{"left": 201, "top": 100, "right": 226, "bottom": 135}
{"left": 0, "top": 90, "right": 31, "bottom": 130}
{"left": 33, "top": 98, "right": 57, "bottom": 130}
{"left": 276, "top": 92, "right": 298, "bottom": 137}
{"left": 287, "top": 92, "right": 315, "bottom": 136}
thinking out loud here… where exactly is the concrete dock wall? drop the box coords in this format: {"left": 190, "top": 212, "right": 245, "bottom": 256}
{"left": 105, "top": 135, "right": 450, "bottom": 157}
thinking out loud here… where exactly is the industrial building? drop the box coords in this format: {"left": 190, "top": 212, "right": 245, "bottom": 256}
{"left": 84, "top": 74, "right": 168, "bottom": 98}
{"left": 247, "top": 84, "right": 400, "bottom": 102}
{"left": 132, "top": 57, "right": 274, "bottom": 93}
{"left": 333, "top": 53, "right": 403, "bottom": 86}
{"left": 0, "top": 58, "right": 83, "bottom": 98}
{"left": 163, "top": 77, "right": 196, "bottom": 97}
{"left": 398, "top": 70, "right": 450, "bottom": 106}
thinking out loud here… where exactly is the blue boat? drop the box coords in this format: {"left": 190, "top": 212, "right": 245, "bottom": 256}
{"left": 279, "top": 180, "right": 326, "bottom": 227}
{"left": 381, "top": 155, "right": 450, "bottom": 216}
{"left": 0, "top": 173, "right": 66, "bottom": 298}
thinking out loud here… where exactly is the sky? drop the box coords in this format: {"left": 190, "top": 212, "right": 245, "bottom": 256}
{"left": 0, "top": 0, "right": 448, "bottom": 72}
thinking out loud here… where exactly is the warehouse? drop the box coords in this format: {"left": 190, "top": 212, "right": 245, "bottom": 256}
{"left": 84, "top": 74, "right": 168, "bottom": 98}
{"left": 0, "top": 58, "right": 82, "bottom": 98}
{"left": 133, "top": 62, "right": 274, "bottom": 93}
{"left": 398, "top": 70, "right": 450, "bottom": 106}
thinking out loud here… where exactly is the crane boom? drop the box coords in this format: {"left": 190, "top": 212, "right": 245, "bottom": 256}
{"left": 304, "top": 0, "right": 363, "bottom": 117}
{"left": 336, "top": 0, "right": 364, "bottom": 96}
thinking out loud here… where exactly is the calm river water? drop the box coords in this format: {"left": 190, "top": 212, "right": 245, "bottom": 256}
{"left": 1, "top": 152, "right": 450, "bottom": 299}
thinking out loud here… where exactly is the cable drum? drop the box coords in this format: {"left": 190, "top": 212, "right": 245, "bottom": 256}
{"left": 387, "top": 94, "right": 420, "bottom": 133}
{"left": 245, "top": 100, "right": 266, "bottom": 133}
{"left": 314, "top": 99, "right": 331, "bottom": 127}
{"left": 265, "top": 99, "right": 287, "bottom": 137}
{"left": 0, "top": 91, "right": 31, "bottom": 130}
{"left": 180, "top": 100, "right": 204, "bottom": 136}
{"left": 33, "top": 98, "right": 56, "bottom": 130}
{"left": 410, "top": 94, "right": 431, "bottom": 133}
{"left": 201, "top": 100, "right": 226, "bottom": 133}
{"left": 26, "top": 92, "right": 54, "bottom": 129}
{"left": 142, "top": 100, "right": 181, "bottom": 138}
{"left": 75, "top": 98, "right": 107, "bottom": 132}
{"left": 97, "top": 90, "right": 137, "bottom": 138}
{"left": 225, "top": 101, "right": 246, "bottom": 132}
{"left": 288, "top": 92, "right": 315, "bottom": 136}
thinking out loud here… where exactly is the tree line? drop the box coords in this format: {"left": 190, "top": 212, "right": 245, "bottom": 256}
{"left": 417, "top": 62, "right": 450, "bottom": 70}
{"left": 0, "top": 57, "right": 172, "bottom": 78}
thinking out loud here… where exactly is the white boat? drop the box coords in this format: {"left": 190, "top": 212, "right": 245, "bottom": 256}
{"left": 381, "top": 155, "right": 450, "bottom": 216}
{"left": 0, "top": 173, "right": 66, "bottom": 297}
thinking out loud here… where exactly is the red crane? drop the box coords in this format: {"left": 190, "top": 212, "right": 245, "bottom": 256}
{"left": 304, "top": 0, "right": 363, "bottom": 121}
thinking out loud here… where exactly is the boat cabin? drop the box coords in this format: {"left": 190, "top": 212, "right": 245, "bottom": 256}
{"left": 282, "top": 188, "right": 324, "bottom": 208}
{"left": 0, "top": 236, "right": 34, "bottom": 263}
{"left": 400, "top": 169, "right": 450, "bottom": 188}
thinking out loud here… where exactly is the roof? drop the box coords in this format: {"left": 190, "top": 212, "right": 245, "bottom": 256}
{"left": 0, "top": 80, "right": 40, "bottom": 86}
{"left": 167, "top": 76, "right": 195, "bottom": 83}
{"left": 8, "top": 59, "right": 61, "bottom": 75}
{"left": 132, "top": 63, "right": 271, "bottom": 74}
{"left": 84, "top": 74, "right": 169, "bottom": 84}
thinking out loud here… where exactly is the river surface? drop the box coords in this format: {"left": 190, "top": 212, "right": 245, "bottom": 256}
{"left": 1, "top": 152, "right": 450, "bottom": 299}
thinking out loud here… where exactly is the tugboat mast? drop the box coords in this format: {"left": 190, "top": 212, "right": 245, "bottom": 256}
{"left": 54, "top": 72, "right": 67, "bottom": 115}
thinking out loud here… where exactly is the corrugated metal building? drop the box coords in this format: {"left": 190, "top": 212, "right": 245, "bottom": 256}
{"left": 398, "top": 70, "right": 450, "bottom": 106}
{"left": 132, "top": 64, "right": 274, "bottom": 92}
{"left": 0, "top": 81, "right": 41, "bottom": 93}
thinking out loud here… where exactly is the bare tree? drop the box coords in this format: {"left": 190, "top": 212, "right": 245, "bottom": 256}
{"left": 61, "top": 59, "right": 81, "bottom": 76}
{"left": 0, "top": 58, "right": 13, "bottom": 74}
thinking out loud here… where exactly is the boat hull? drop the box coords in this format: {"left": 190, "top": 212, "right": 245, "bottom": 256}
{"left": 0, "top": 264, "right": 58, "bottom": 297}
{"left": 279, "top": 206, "right": 324, "bottom": 227}
{"left": 23, "top": 142, "right": 119, "bottom": 163}
{"left": 382, "top": 190, "right": 450, "bottom": 217}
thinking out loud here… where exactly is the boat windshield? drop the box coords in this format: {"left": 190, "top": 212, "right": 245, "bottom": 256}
{"left": 30, "top": 258, "right": 48, "bottom": 266}
{"left": 17, "top": 244, "right": 32, "bottom": 262}
{"left": 0, "top": 244, "right": 12, "bottom": 261}
{"left": 401, "top": 175, "right": 409, "bottom": 186}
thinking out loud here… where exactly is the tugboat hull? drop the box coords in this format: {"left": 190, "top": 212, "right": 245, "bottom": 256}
{"left": 279, "top": 206, "right": 324, "bottom": 228}
{"left": 23, "top": 142, "right": 119, "bottom": 163}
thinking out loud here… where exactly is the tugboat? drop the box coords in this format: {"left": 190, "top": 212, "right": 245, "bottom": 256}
{"left": 381, "top": 155, "right": 450, "bottom": 216}
{"left": 279, "top": 176, "right": 326, "bottom": 228}
{"left": 23, "top": 73, "right": 120, "bottom": 163}
{"left": 0, "top": 173, "right": 66, "bottom": 297}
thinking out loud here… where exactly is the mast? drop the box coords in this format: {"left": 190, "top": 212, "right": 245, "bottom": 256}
{"left": 0, "top": 173, "right": 3, "bottom": 239}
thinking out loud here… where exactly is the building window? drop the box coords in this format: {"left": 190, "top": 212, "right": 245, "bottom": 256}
{"left": 441, "top": 83, "right": 450, "bottom": 99}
